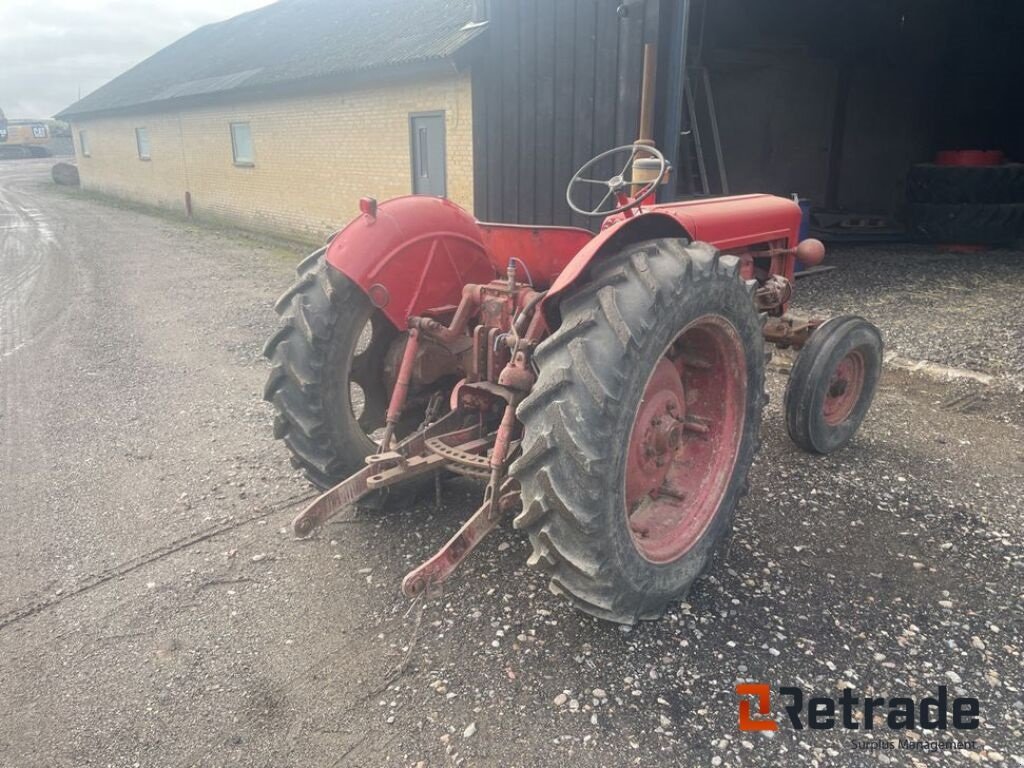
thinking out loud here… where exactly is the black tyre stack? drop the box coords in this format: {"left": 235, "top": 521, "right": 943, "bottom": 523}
{"left": 906, "top": 162, "right": 1024, "bottom": 245}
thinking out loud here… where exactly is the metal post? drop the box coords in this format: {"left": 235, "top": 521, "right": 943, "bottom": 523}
{"left": 659, "top": 0, "right": 691, "bottom": 202}
{"left": 638, "top": 43, "right": 658, "bottom": 143}
{"left": 685, "top": 71, "right": 709, "bottom": 195}
{"left": 702, "top": 67, "right": 728, "bottom": 195}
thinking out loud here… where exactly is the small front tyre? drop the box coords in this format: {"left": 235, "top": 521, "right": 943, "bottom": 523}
{"left": 784, "top": 316, "right": 883, "bottom": 454}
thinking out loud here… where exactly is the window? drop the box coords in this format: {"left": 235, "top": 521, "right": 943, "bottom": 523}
{"left": 135, "top": 127, "right": 150, "bottom": 160}
{"left": 230, "top": 122, "right": 254, "bottom": 165}
{"left": 79, "top": 130, "right": 91, "bottom": 157}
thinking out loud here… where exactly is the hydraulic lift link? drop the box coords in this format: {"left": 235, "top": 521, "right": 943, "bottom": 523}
{"left": 292, "top": 463, "right": 377, "bottom": 537}
{"left": 291, "top": 412, "right": 480, "bottom": 536}
{"left": 379, "top": 326, "right": 421, "bottom": 452}
{"left": 401, "top": 478, "right": 520, "bottom": 598}
{"left": 401, "top": 401, "right": 522, "bottom": 597}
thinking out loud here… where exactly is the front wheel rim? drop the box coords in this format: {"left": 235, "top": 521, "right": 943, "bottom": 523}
{"left": 822, "top": 349, "right": 866, "bottom": 426}
{"left": 623, "top": 315, "right": 748, "bottom": 564}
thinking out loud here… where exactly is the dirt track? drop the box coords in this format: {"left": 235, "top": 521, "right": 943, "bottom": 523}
{"left": 0, "top": 159, "right": 1021, "bottom": 767}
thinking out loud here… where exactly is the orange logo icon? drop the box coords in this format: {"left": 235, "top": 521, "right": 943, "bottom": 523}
{"left": 737, "top": 683, "right": 779, "bottom": 731}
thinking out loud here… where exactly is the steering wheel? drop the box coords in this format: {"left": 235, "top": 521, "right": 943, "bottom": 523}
{"left": 566, "top": 143, "right": 667, "bottom": 218}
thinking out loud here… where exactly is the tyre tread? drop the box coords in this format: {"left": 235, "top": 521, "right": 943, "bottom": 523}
{"left": 512, "top": 239, "right": 763, "bottom": 623}
{"left": 263, "top": 251, "right": 372, "bottom": 488}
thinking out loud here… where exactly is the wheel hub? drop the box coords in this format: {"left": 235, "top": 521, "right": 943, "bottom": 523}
{"left": 624, "top": 316, "right": 748, "bottom": 564}
{"left": 649, "top": 416, "right": 682, "bottom": 458}
{"left": 627, "top": 359, "right": 685, "bottom": 505}
{"left": 823, "top": 350, "right": 866, "bottom": 426}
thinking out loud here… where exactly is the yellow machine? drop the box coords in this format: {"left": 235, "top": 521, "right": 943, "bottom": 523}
{"left": 0, "top": 109, "right": 57, "bottom": 158}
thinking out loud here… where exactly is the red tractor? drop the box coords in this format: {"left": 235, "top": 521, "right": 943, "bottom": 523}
{"left": 264, "top": 144, "right": 882, "bottom": 623}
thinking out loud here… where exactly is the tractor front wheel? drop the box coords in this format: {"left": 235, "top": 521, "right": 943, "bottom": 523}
{"left": 784, "top": 316, "right": 882, "bottom": 454}
{"left": 511, "top": 240, "right": 765, "bottom": 623}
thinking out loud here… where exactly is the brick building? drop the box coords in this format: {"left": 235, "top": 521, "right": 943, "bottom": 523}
{"left": 57, "top": 0, "right": 484, "bottom": 242}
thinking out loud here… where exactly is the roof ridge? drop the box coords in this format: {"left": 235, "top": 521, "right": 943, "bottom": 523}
{"left": 58, "top": 0, "right": 483, "bottom": 119}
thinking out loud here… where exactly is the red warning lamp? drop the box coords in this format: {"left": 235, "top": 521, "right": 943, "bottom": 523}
{"left": 359, "top": 196, "right": 378, "bottom": 220}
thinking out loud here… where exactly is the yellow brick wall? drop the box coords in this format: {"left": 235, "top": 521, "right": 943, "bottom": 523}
{"left": 71, "top": 71, "right": 474, "bottom": 242}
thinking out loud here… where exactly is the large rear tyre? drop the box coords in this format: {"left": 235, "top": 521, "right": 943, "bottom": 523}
{"left": 907, "top": 202, "right": 1024, "bottom": 244}
{"left": 511, "top": 240, "right": 765, "bottom": 624}
{"left": 263, "top": 250, "right": 402, "bottom": 489}
{"left": 784, "top": 316, "right": 883, "bottom": 455}
{"left": 906, "top": 163, "right": 1024, "bottom": 205}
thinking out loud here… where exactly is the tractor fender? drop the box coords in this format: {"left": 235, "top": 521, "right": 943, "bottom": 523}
{"left": 540, "top": 211, "right": 693, "bottom": 326}
{"left": 540, "top": 194, "right": 802, "bottom": 327}
{"left": 325, "top": 196, "right": 496, "bottom": 330}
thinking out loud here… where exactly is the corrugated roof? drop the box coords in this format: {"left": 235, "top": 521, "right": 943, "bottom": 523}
{"left": 58, "top": 0, "right": 485, "bottom": 118}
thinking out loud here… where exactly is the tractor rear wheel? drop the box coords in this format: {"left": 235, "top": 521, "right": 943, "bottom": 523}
{"left": 511, "top": 240, "right": 764, "bottom": 623}
{"left": 263, "top": 249, "right": 404, "bottom": 489}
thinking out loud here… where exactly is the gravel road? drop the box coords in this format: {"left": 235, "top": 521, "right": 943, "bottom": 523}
{"left": 0, "top": 159, "right": 1021, "bottom": 767}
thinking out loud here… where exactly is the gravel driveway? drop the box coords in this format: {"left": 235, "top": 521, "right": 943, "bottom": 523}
{"left": 795, "top": 244, "right": 1024, "bottom": 390}
{"left": 0, "top": 159, "right": 1021, "bottom": 767}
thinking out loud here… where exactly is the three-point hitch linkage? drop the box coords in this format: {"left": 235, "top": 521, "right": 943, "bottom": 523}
{"left": 292, "top": 260, "right": 545, "bottom": 596}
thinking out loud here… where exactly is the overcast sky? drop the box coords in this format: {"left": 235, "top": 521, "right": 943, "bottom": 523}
{"left": 0, "top": 0, "right": 275, "bottom": 119}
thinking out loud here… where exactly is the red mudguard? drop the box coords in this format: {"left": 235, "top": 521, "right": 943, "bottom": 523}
{"left": 324, "top": 196, "right": 495, "bottom": 330}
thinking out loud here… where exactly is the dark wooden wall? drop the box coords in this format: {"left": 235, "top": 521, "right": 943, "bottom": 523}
{"left": 472, "top": 0, "right": 658, "bottom": 228}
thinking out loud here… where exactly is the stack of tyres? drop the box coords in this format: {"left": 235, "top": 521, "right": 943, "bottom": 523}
{"left": 906, "top": 160, "right": 1024, "bottom": 245}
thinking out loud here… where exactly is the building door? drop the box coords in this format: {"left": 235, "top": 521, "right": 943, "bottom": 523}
{"left": 410, "top": 113, "right": 446, "bottom": 196}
